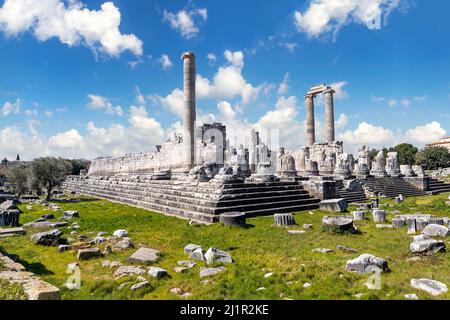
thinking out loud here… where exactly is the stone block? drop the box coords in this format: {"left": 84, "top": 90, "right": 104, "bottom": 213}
{"left": 127, "top": 247, "right": 160, "bottom": 264}
{"left": 319, "top": 199, "right": 347, "bottom": 212}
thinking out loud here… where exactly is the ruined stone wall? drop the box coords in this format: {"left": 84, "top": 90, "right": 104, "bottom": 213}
{"left": 88, "top": 140, "right": 185, "bottom": 175}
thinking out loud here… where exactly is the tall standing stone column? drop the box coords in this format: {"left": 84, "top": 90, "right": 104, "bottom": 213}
{"left": 181, "top": 52, "right": 196, "bottom": 172}
{"left": 324, "top": 88, "right": 335, "bottom": 144}
{"left": 305, "top": 94, "right": 315, "bottom": 146}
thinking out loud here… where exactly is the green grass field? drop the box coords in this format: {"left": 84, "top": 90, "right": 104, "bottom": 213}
{"left": 0, "top": 193, "right": 449, "bottom": 300}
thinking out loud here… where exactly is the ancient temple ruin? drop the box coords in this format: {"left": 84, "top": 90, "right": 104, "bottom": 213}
{"left": 63, "top": 51, "right": 442, "bottom": 223}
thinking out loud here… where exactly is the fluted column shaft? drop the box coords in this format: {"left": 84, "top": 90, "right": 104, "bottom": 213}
{"left": 305, "top": 94, "right": 315, "bottom": 146}
{"left": 182, "top": 52, "right": 196, "bottom": 172}
{"left": 324, "top": 89, "right": 335, "bottom": 144}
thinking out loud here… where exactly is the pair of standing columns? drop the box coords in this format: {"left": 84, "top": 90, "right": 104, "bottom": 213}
{"left": 305, "top": 89, "right": 335, "bottom": 146}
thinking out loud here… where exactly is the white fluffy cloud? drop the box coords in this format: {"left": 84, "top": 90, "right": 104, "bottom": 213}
{"left": 405, "top": 121, "right": 446, "bottom": 145}
{"left": 196, "top": 50, "right": 262, "bottom": 105}
{"left": 336, "top": 120, "right": 448, "bottom": 155}
{"left": 159, "top": 54, "right": 173, "bottom": 70}
{"left": 0, "top": 104, "right": 165, "bottom": 160}
{"left": 154, "top": 50, "right": 266, "bottom": 118}
{"left": 295, "top": 0, "right": 402, "bottom": 39}
{"left": 153, "top": 88, "right": 184, "bottom": 117}
{"left": 338, "top": 122, "right": 395, "bottom": 146}
{"left": 162, "top": 8, "right": 207, "bottom": 39}
{"left": 86, "top": 94, "right": 123, "bottom": 116}
{"left": 330, "top": 81, "right": 349, "bottom": 100}
{"left": 48, "top": 129, "right": 84, "bottom": 149}
{"left": 0, "top": 0, "right": 143, "bottom": 57}
{"left": 1, "top": 99, "right": 20, "bottom": 116}
{"left": 217, "top": 101, "right": 236, "bottom": 120}
{"left": 335, "top": 113, "right": 348, "bottom": 129}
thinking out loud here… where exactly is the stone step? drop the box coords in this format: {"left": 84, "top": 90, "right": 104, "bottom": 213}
{"left": 65, "top": 183, "right": 315, "bottom": 209}
{"left": 64, "top": 179, "right": 307, "bottom": 195}
{"left": 66, "top": 187, "right": 320, "bottom": 222}
{"left": 64, "top": 181, "right": 310, "bottom": 201}
{"left": 0, "top": 227, "right": 26, "bottom": 238}
{"left": 64, "top": 181, "right": 321, "bottom": 214}
{"left": 67, "top": 185, "right": 321, "bottom": 215}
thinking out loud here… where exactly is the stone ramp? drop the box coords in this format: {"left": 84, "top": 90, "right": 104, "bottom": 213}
{"left": 63, "top": 176, "right": 321, "bottom": 223}
{"left": 363, "top": 177, "right": 427, "bottom": 198}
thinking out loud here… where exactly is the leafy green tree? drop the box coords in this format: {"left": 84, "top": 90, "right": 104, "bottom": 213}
{"left": 392, "top": 143, "right": 418, "bottom": 165}
{"left": 415, "top": 146, "right": 450, "bottom": 170}
{"left": 6, "top": 163, "right": 31, "bottom": 198}
{"left": 68, "top": 159, "right": 90, "bottom": 175}
{"left": 30, "top": 157, "right": 73, "bottom": 200}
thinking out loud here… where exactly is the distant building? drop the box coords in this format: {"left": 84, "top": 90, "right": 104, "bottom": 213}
{"left": 426, "top": 137, "right": 450, "bottom": 151}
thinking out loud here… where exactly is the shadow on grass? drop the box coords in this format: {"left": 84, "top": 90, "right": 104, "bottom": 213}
{"left": 7, "top": 254, "right": 54, "bottom": 276}
{"left": 50, "top": 198, "right": 100, "bottom": 203}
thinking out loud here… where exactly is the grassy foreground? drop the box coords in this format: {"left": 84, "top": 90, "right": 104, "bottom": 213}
{"left": 0, "top": 193, "right": 449, "bottom": 300}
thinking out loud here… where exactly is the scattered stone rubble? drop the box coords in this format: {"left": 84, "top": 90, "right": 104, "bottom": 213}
{"left": 0, "top": 252, "right": 60, "bottom": 300}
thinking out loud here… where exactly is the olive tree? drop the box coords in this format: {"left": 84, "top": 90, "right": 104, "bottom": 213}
{"left": 415, "top": 146, "right": 450, "bottom": 170}
{"left": 6, "top": 163, "right": 31, "bottom": 198}
{"left": 30, "top": 157, "right": 73, "bottom": 200}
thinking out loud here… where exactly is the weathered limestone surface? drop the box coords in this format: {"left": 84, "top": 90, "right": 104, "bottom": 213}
{"left": 305, "top": 94, "right": 315, "bottom": 146}
{"left": 77, "top": 248, "right": 101, "bottom": 260}
{"left": 0, "top": 209, "right": 20, "bottom": 227}
{"left": 372, "top": 210, "right": 386, "bottom": 223}
{"left": 345, "top": 254, "right": 388, "bottom": 274}
{"left": 63, "top": 176, "right": 321, "bottom": 223}
{"left": 410, "top": 278, "right": 448, "bottom": 296}
{"left": 274, "top": 213, "right": 296, "bottom": 226}
{"left": 322, "top": 216, "right": 356, "bottom": 233}
{"left": 30, "top": 229, "right": 62, "bottom": 246}
{"left": 199, "top": 267, "right": 226, "bottom": 278}
{"left": 0, "top": 227, "right": 25, "bottom": 238}
{"left": 421, "top": 224, "right": 449, "bottom": 238}
{"left": 0, "top": 253, "right": 60, "bottom": 300}
{"left": 410, "top": 235, "right": 445, "bottom": 255}
{"left": 319, "top": 199, "right": 347, "bottom": 212}
{"left": 127, "top": 247, "right": 160, "bottom": 264}
{"left": 204, "top": 248, "right": 233, "bottom": 265}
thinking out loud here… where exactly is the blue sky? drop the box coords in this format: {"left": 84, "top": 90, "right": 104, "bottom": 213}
{"left": 0, "top": 0, "right": 448, "bottom": 160}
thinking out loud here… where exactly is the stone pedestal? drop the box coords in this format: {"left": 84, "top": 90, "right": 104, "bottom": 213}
{"left": 220, "top": 212, "right": 246, "bottom": 227}
{"left": 407, "top": 219, "right": 417, "bottom": 234}
{"left": 411, "top": 165, "right": 424, "bottom": 177}
{"left": 304, "top": 159, "right": 319, "bottom": 176}
{"left": 300, "top": 176, "right": 337, "bottom": 200}
{"left": 354, "top": 163, "right": 370, "bottom": 179}
{"left": 274, "top": 213, "right": 296, "bottom": 227}
{"left": 372, "top": 209, "right": 386, "bottom": 223}
{"left": 400, "top": 165, "right": 414, "bottom": 177}
{"left": 392, "top": 218, "right": 405, "bottom": 229}
{"left": 246, "top": 163, "right": 279, "bottom": 183}
{"left": 352, "top": 211, "right": 365, "bottom": 221}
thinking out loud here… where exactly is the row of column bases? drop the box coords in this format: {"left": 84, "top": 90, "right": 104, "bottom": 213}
{"left": 306, "top": 86, "right": 335, "bottom": 146}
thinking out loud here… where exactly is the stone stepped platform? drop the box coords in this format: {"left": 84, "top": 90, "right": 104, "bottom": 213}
{"left": 429, "top": 178, "right": 450, "bottom": 194}
{"left": 63, "top": 176, "right": 321, "bottom": 223}
{"left": 363, "top": 177, "right": 427, "bottom": 198}
{"left": 336, "top": 189, "right": 368, "bottom": 204}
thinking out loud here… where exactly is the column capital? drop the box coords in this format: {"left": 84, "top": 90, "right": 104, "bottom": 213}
{"left": 181, "top": 51, "right": 196, "bottom": 60}
{"left": 323, "top": 88, "right": 335, "bottom": 94}
{"left": 305, "top": 93, "right": 315, "bottom": 99}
